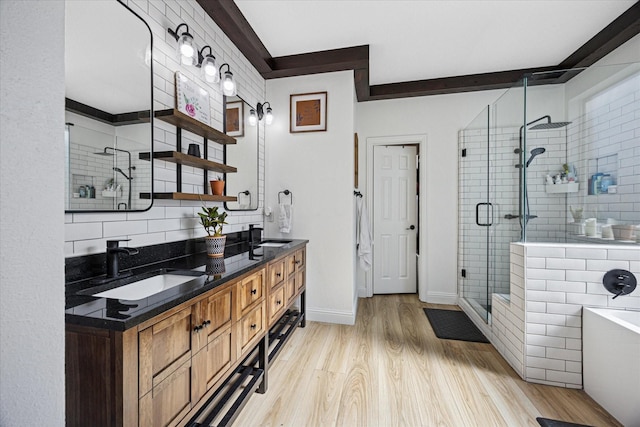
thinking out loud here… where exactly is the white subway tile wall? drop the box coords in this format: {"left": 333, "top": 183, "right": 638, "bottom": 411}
{"left": 491, "top": 242, "right": 639, "bottom": 389}
{"left": 65, "top": 0, "right": 266, "bottom": 257}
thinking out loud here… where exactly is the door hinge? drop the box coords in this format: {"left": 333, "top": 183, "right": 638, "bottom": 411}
{"left": 461, "top": 148, "right": 467, "bottom": 158}
{"left": 461, "top": 269, "right": 466, "bottom": 278}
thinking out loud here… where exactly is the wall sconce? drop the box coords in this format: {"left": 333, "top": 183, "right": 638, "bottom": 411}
{"left": 219, "top": 63, "right": 237, "bottom": 97}
{"left": 168, "top": 23, "right": 196, "bottom": 66}
{"left": 249, "top": 102, "right": 273, "bottom": 126}
{"left": 197, "top": 46, "right": 219, "bottom": 83}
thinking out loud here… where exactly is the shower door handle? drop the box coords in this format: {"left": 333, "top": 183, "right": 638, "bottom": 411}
{"left": 475, "top": 202, "right": 493, "bottom": 227}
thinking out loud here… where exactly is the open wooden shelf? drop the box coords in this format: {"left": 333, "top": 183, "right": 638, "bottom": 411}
{"left": 140, "top": 192, "right": 237, "bottom": 202}
{"left": 155, "top": 109, "right": 236, "bottom": 145}
{"left": 139, "top": 151, "right": 237, "bottom": 174}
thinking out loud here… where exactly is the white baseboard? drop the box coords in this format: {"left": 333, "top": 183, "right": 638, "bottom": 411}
{"left": 306, "top": 306, "right": 356, "bottom": 325}
{"left": 422, "top": 291, "right": 458, "bottom": 305}
{"left": 357, "top": 286, "right": 368, "bottom": 298}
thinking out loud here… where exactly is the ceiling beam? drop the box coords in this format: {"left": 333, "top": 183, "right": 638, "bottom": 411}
{"left": 196, "top": 0, "right": 272, "bottom": 74}
{"left": 368, "top": 67, "right": 560, "bottom": 100}
{"left": 200, "top": 0, "right": 640, "bottom": 101}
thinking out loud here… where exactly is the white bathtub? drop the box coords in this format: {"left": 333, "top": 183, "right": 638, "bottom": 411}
{"left": 583, "top": 307, "right": 640, "bottom": 427}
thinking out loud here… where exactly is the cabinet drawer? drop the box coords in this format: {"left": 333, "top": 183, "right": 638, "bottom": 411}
{"left": 268, "top": 285, "right": 286, "bottom": 326}
{"left": 139, "top": 307, "right": 195, "bottom": 397}
{"left": 268, "top": 258, "right": 286, "bottom": 289}
{"left": 239, "top": 303, "right": 265, "bottom": 355}
{"left": 139, "top": 358, "right": 193, "bottom": 427}
{"left": 286, "top": 248, "right": 306, "bottom": 277}
{"left": 238, "top": 270, "right": 264, "bottom": 316}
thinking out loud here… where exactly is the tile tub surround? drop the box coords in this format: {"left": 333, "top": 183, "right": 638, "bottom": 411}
{"left": 488, "top": 242, "right": 639, "bottom": 389}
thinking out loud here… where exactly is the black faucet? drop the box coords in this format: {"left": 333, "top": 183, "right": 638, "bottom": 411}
{"left": 249, "top": 224, "right": 263, "bottom": 246}
{"left": 105, "top": 239, "right": 139, "bottom": 280}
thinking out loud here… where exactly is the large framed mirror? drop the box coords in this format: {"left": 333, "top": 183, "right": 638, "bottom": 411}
{"left": 224, "top": 96, "right": 259, "bottom": 211}
{"left": 65, "top": 0, "right": 153, "bottom": 212}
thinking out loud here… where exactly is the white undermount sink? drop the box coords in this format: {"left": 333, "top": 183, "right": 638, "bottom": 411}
{"left": 92, "top": 274, "right": 201, "bottom": 300}
{"left": 258, "top": 242, "right": 289, "bottom": 247}
{"left": 257, "top": 240, "right": 292, "bottom": 248}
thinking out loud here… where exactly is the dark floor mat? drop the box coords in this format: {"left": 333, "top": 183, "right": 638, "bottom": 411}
{"left": 536, "top": 417, "right": 593, "bottom": 427}
{"left": 423, "top": 308, "right": 489, "bottom": 343}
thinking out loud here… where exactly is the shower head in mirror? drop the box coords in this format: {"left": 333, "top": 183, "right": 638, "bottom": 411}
{"left": 529, "top": 121, "right": 572, "bottom": 130}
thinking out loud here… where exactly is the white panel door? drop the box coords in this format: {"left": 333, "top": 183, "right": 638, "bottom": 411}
{"left": 373, "top": 145, "right": 417, "bottom": 294}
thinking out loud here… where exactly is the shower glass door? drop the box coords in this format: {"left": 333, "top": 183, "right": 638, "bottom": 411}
{"left": 459, "top": 106, "right": 492, "bottom": 322}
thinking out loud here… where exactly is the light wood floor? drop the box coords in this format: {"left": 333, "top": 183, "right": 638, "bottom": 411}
{"left": 234, "top": 294, "right": 620, "bottom": 427}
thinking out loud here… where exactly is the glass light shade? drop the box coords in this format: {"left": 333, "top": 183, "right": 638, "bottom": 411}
{"left": 177, "top": 34, "right": 196, "bottom": 66}
{"left": 264, "top": 107, "right": 273, "bottom": 125}
{"left": 201, "top": 55, "right": 219, "bottom": 83}
{"left": 248, "top": 109, "right": 257, "bottom": 126}
{"left": 221, "top": 70, "right": 237, "bottom": 96}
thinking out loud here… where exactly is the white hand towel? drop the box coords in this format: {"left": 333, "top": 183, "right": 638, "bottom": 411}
{"left": 356, "top": 197, "right": 372, "bottom": 271}
{"left": 278, "top": 203, "right": 292, "bottom": 233}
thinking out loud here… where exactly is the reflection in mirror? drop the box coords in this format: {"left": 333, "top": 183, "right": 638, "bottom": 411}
{"left": 64, "top": 0, "right": 153, "bottom": 212}
{"left": 224, "top": 96, "right": 259, "bottom": 210}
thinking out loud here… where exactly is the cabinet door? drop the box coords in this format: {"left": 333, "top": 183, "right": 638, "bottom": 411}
{"left": 238, "top": 270, "right": 264, "bottom": 317}
{"left": 268, "top": 285, "right": 286, "bottom": 326}
{"left": 295, "top": 248, "right": 306, "bottom": 271}
{"left": 139, "top": 307, "right": 195, "bottom": 397}
{"left": 198, "top": 285, "right": 233, "bottom": 348}
{"left": 296, "top": 267, "right": 306, "bottom": 294}
{"left": 286, "top": 253, "right": 297, "bottom": 278}
{"left": 192, "top": 326, "right": 233, "bottom": 402}
{"left": 268, "top": 258, "right": 286, "bottom": 289}
{"left": 139, "top": 358, "right": 194, "bottom": 427}
{"left": 285, "top": 276, "right": 296, "bottom": 306}
{"left": 238, "top": 302, "right": 265, "bottom": 356}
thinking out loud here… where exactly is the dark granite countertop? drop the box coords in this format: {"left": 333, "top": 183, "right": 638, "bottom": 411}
{"left": 65, "top": 239, "right": 308, "bottom": 331}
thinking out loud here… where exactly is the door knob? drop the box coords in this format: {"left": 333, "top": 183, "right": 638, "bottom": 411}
{"left": 406, "top": 225, "right": 416, "bottom": 230}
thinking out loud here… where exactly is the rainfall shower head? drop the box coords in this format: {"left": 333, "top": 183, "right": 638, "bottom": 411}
{"left": 93, "top": 147, "right": 115, "bottom": 156}
{"left": 525, "top": 147, "right": 546, "bottom": 167}
{"left": 529, "top": 121, "right": 572, "bottom": 130}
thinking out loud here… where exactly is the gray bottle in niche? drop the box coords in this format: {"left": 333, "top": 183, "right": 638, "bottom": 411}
{"left": 89, "top": 185, "right": 96, "bottom": 198}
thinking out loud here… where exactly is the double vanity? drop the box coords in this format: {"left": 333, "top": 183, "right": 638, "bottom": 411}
{"left": 65, "top": 238, "right": 308, "bottom": 427}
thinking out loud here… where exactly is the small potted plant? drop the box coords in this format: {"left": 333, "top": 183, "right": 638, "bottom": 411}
{"left": 198, "top": 204, "right": 228, "bottom": 258}
{"left": 210, "top": 175, "right": 225, "bottom": 196}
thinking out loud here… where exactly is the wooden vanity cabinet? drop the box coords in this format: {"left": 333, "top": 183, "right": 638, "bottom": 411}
{"left": 267, "top": 247, "right": 306, "bottom": 328}
{"left": 67, "top": 242, "right": 306, "bottom": 427}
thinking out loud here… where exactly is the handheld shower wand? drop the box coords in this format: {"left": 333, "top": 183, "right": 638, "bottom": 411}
{"left": 526, "top": 147, "right": 546, "bottom": 167}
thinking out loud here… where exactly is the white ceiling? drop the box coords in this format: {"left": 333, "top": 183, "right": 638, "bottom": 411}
{"left": 235, "top": 0, "right": 636, "bottom": 86}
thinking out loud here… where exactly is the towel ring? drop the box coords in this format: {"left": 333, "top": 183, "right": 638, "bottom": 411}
{"left": 354, "top": 190, "right": 362, "bottom": 198}
{"left": 278, "top": 190, "right": 293, "bottom": 204}
{"left": 237, "top": 190, "right": 251, "bottom": 206}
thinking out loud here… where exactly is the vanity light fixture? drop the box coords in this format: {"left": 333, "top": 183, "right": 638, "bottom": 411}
{"left": 168, "top": 23, "right": 196, "bottom": 66}
{"left": 197, "top": 46, "right": 219, "bottom": 83}
{"left": 219, "top": 63, "right": 237, "bottom": 97}
{"left": 249, "top": 102, "right": 274, "bottom": 126}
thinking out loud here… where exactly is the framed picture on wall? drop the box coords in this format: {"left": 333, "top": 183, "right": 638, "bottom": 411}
{"left": 225, "top": 101, "right": 244, "bottom": 137}
{"left": 175, "top": 72, "right": 210, "bottom": 125}
{"left": 290, "top": 91, "right": 327, "bottom": 133}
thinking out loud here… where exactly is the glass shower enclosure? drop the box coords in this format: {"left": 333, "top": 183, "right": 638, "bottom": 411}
{"left": 459, "top": 60, "right": 640, "bottom": 323}
{"left": 459, "top": 81, "right": 525, "bottom": 322}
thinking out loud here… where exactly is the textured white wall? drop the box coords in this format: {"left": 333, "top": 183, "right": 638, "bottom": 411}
{"left": 0, "top": 1, "right": 66, "bottom": 425}
{"left": 357, "top": 90, "right": 505, "bottom": 303}
{"left": 265, "top": 71, "right": 357, "bottom": 324}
